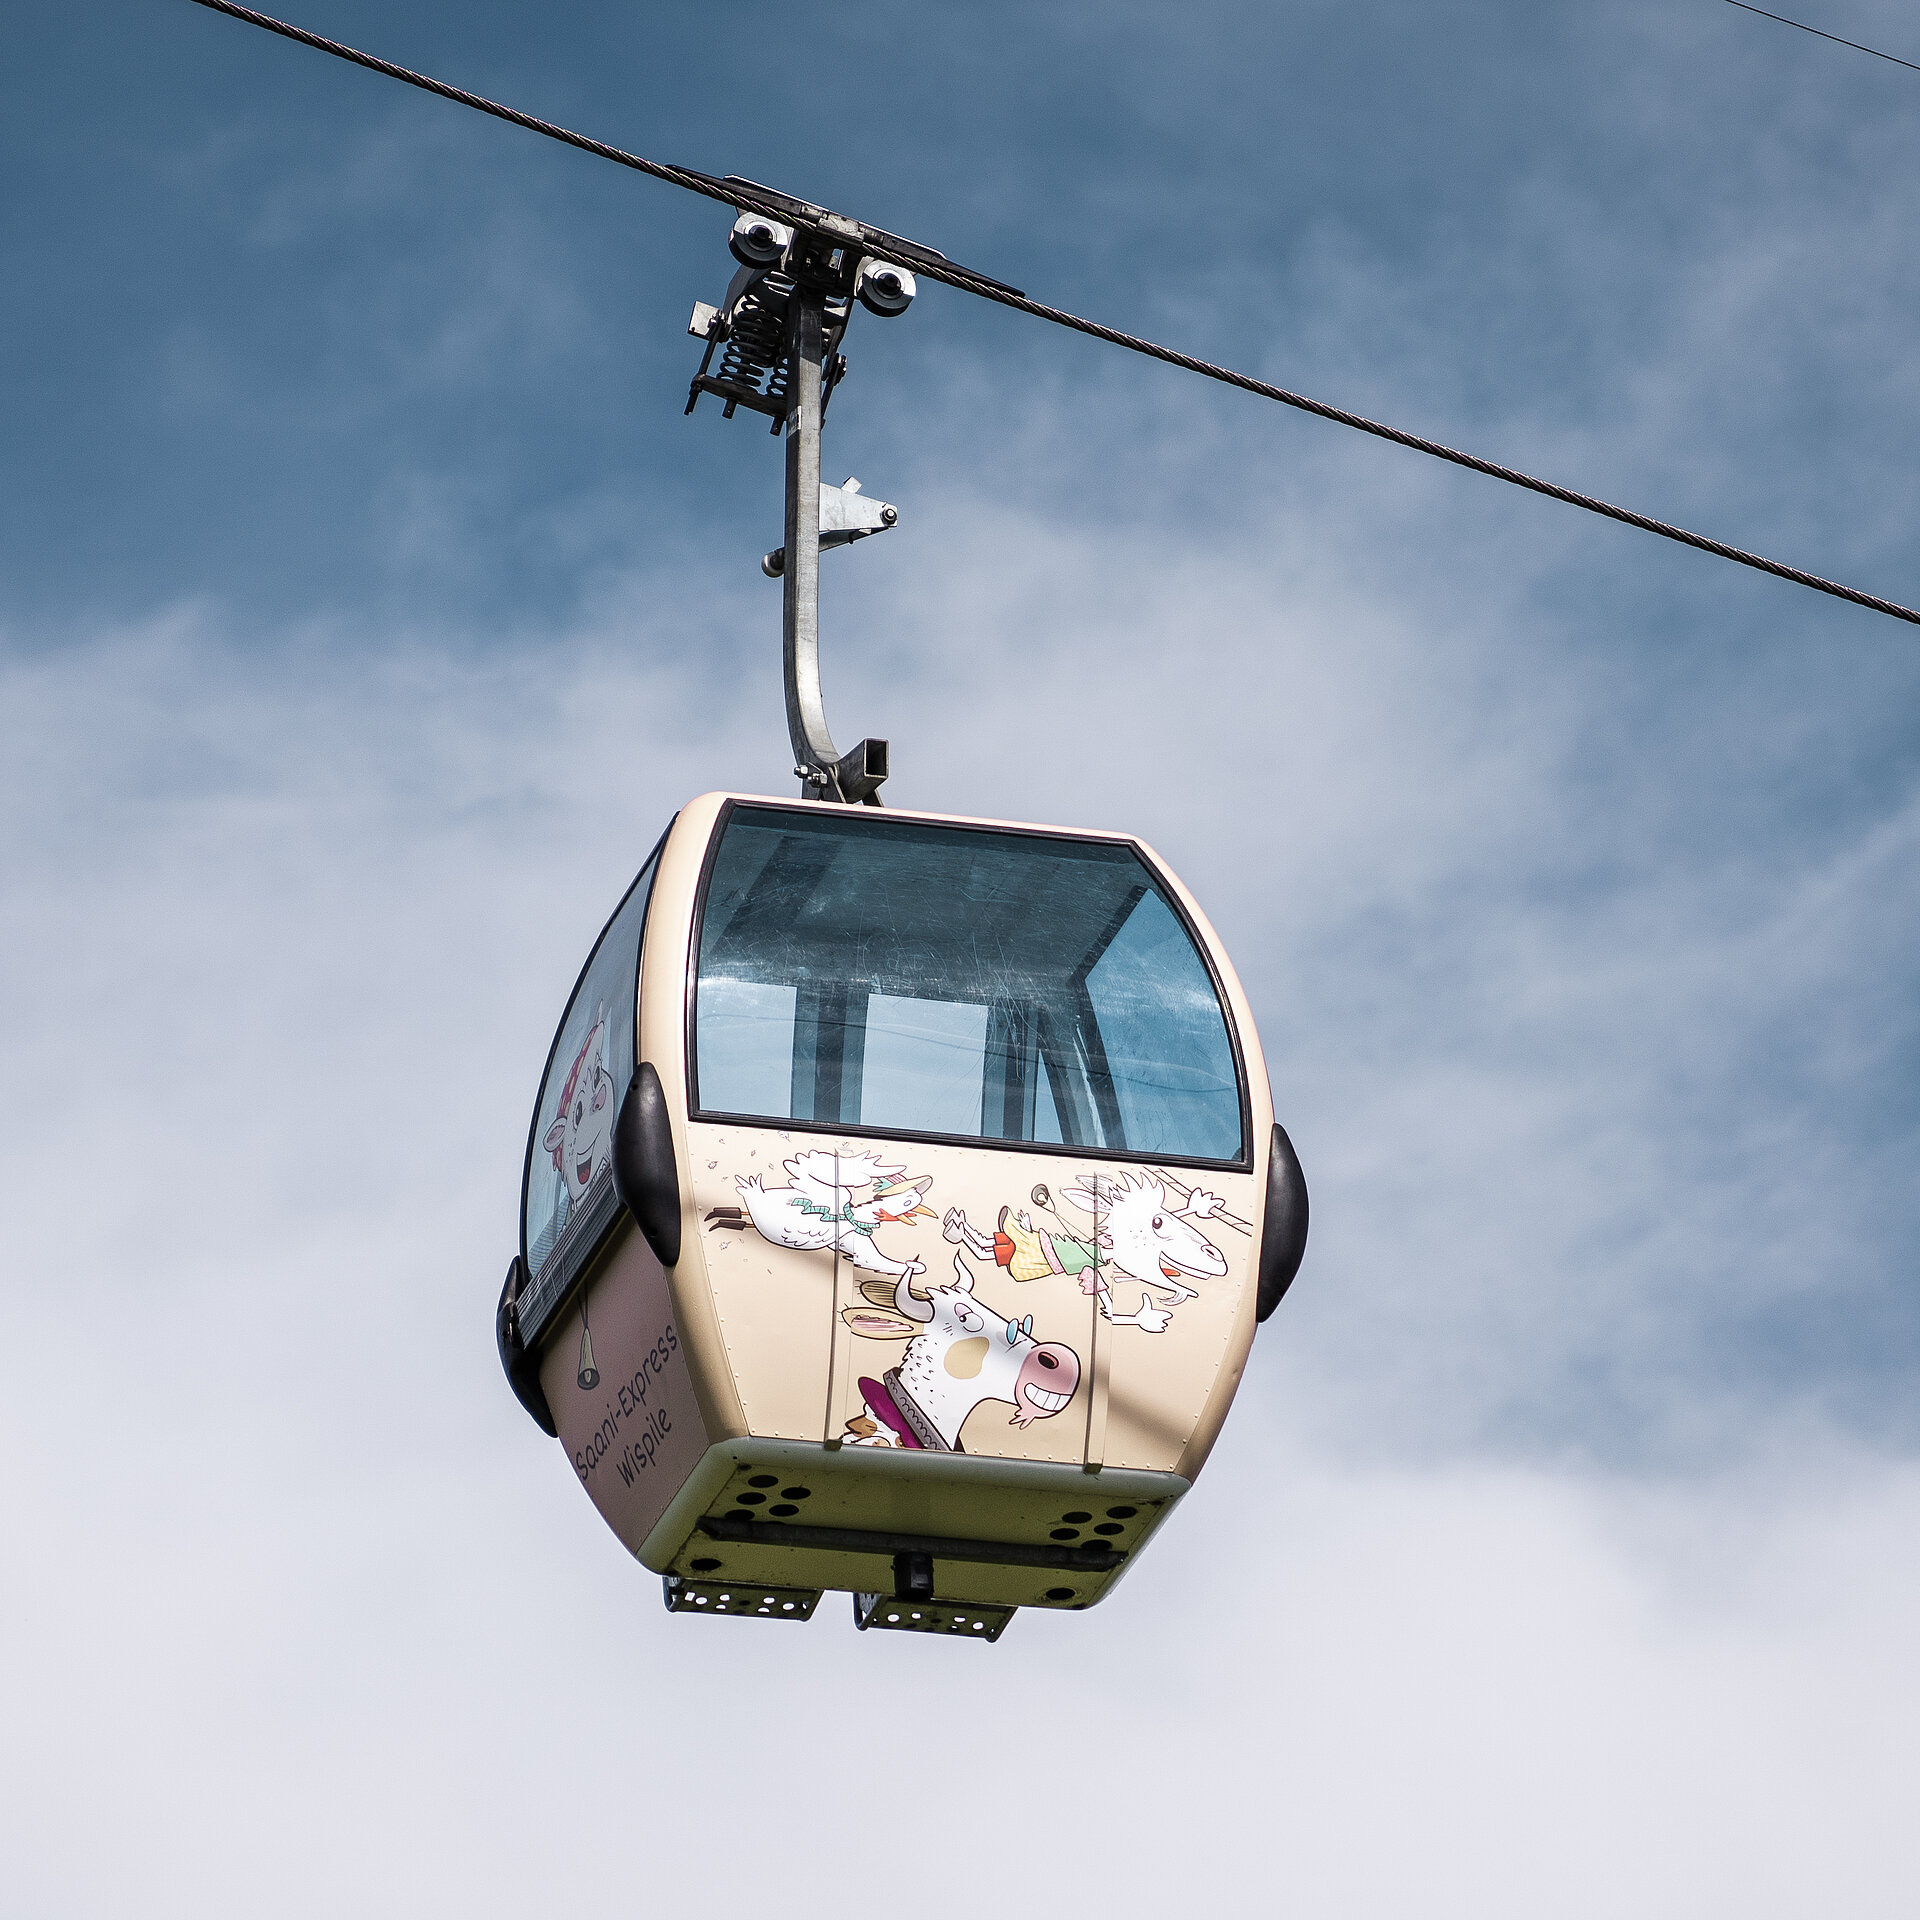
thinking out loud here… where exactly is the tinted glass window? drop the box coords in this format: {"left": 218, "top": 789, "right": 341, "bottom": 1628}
{"left": 524, "top": 851, "right": 657, "bottom": 1282}
{"left": 692, "top": 807, "right": 1243, "bottom": 1163}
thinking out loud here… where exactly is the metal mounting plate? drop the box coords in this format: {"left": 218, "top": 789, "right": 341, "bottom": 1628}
{"left": 662, "top": 1575, "right": 821, "bottom": 1621}
{"left": 852, "top": 1593, "right": 1014, "bottom": 1642}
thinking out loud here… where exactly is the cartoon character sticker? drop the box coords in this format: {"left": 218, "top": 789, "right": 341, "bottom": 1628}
{"left": 689, "top": 1133, "right": 1257, "bottom": 1469}
{"left": 838, "top": 1254, "right": 1082, "bottom": 1450}
{"left": 943, "top": 1169, "right": 1242, "bottom": 1333}
{"left": 542, "top": 1003, "right": 617, "bottom": 1235}
{"left": 702, "top": 1149, "right": 938, "bottom": 1280}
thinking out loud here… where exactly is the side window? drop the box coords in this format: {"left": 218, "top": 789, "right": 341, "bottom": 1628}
{"left": 1083, "top": 887, "right": 1242, "bottom": 1162}
{"left": 523, "top": 850, "right": 658, "bottom": 1287}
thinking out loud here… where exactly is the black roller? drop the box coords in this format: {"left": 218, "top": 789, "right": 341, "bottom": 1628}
{"left": 1256, "top": 1123, "right": 1308, "bottom": 1321}
{"left": 613, "top": 1061, "right": 682, "bottom": 1269}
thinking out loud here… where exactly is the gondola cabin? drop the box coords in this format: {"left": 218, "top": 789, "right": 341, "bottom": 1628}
{"left": 497, "top": 792, "right": 1307, "bottom": 1640}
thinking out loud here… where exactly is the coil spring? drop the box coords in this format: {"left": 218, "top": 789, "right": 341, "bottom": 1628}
{"left": 716, "top": 275, "right": 793, "bottom": 400}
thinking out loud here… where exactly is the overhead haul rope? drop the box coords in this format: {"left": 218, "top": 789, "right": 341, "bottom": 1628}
{"left": 1723, "top": 1, "right": 1920, "bottom": 78}
{"left": 184, "top": 0, "right": 1920, "bottom": 628}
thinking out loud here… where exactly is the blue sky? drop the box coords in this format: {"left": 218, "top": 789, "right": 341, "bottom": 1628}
{"left": 4, "top": 2, "right": 1919, "bottom": 1913}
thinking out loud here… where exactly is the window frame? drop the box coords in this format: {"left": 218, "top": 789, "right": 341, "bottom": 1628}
{"left": 518, "top": 827, "right": 671, "bottom": 1293}
{"left": 682, "top": 797, "right": 1253, "bottom": 1172}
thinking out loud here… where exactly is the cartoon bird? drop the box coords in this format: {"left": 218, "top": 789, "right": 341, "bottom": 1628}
{"left": 849, "top": 1174, "right": 939, "bottom": 1232}
{"left": 718, "top": 1150, "right": 935, "bottom": 1278}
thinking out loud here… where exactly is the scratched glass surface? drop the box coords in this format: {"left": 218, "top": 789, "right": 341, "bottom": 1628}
{"left": 693, "top": 807, "right": 1243, "bottom": 1162}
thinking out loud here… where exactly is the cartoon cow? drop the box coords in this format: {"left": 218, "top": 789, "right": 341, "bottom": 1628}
{"left": 840, "top": 1254, "right": 1081, "bottom": 1450}
{"left": 943, "top": 1169, "right": 1230, "bottom": 1333}
{"left": 543, "top": 1005, "right": 617, "bottom": 1214}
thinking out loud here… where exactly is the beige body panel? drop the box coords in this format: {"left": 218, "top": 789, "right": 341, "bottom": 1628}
{"left": 537, "top": 1227, "right": 714, "bottom": 1555}
{"left": 685, "top": 1124, "right": 1259, "bottom": 1475}
{"left": 534, "top": 792, "right": 1276, "bottom": 1610}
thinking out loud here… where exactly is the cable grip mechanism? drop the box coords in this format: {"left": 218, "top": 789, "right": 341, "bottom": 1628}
{"left": 686, "top": 211, "right": 913, "bottom": 803}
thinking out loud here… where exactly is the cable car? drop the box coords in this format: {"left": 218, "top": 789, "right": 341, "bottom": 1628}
{"left": 497, "top": 791, "right": 1307, "bottom": 1639}
{"left": 487, "top": 201, "right": 1305, "bottom": 1640}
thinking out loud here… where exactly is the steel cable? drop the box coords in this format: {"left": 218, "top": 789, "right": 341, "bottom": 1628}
{"left": 1723, "top": 1, "right": 1920, "bottom": 78}
{"left": 183, "top": 0, "right": 1920, "bottom": 628}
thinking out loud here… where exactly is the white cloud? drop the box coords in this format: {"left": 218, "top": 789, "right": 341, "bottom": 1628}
{"left": 6, "top": 4, "right": 1920, "bottom": 1902}
{"left": 1, "top": 561, "right": 1914, "bottom": 1910}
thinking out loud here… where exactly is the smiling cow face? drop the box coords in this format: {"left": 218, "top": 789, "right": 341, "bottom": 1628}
{"left": 543, "top": 1010, "right": 617, "bottom": 1207}
{"left": 873, "top": 1255, "right": 1082, "bottom": 1449}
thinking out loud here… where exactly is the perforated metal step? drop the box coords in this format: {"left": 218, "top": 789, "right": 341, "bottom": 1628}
{"left": 662, "top": 1575, "right": 821, "bottom": 1620}
{"left": 852, "top": 1592, "right": 1014, "bottom": 1642}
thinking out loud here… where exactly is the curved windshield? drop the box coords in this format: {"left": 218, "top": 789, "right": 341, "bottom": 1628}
{"left": 523, "top": 850, "right": 659, "bottom": 1289}
{"left": 692, "top": 807, "right": 1243, "bottom": 1163}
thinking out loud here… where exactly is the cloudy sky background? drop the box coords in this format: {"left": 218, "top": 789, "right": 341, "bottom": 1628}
{"left": 4, "top": 1, "right": 1918, "bottom": 1912}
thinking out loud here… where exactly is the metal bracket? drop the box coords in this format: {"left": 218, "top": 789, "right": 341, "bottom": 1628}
{"left": 663, "top": 1575, "right": 822, "bottom": 1620}
{"left": 852, "top": 1592, "right": 1015, "bottom": 1641}
{"left": 761, "top": 477, "right": 898, "bottom": 576}
{"left": 793, "top": 738, "right": 889, "bottom": 806}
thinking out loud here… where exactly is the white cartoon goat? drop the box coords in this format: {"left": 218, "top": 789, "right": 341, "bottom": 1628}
{"left": 944, "top": 1169, "right": 1230, "bottom": 1333}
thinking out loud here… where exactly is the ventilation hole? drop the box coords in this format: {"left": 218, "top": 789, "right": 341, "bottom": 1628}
{"left": 725, "top": 1508, "right": 755, "bottom": 1523}
{"left": 694, "top": 1595, "right": 709, "bottom": 1606}
{"left": 887, "top": 1612, "right": 901, "bottom": 1623}
{"left": 781, "top": 1487, "right": 811, "bottom": 1501}
{"left": 768, "top": 1503, "right": 798, "bottom": 1517}
{"left": 747, "top": 1474, "right": 778, "bottom": 1488}
{"left": 972, "top": 1620, "right": 986, "bottom": 1631}
{"left": 1062, "top": 1510, "right": 1092, "bottom": 1523}
{"left": 1094, "top": 1522, "right": 1124, "bottom": 1535}
{"left": 782, "top": 1601, "right": 796, "bottom": 1611}
{"left": 1106, "top": 1505, "right": 1138, "bottom": 1519}
{"left": 1050, "top": 1527, "right": 1080, "bottom": 1540}
{"left": 736, "top": 1492, "right": 766, "bottom": 1506}
{"left": 1045, "top": 1587, "right": 1076, "bottom": 1602}
{"left": 690, "top": 1558, "right": 721, "bottom": 1573}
